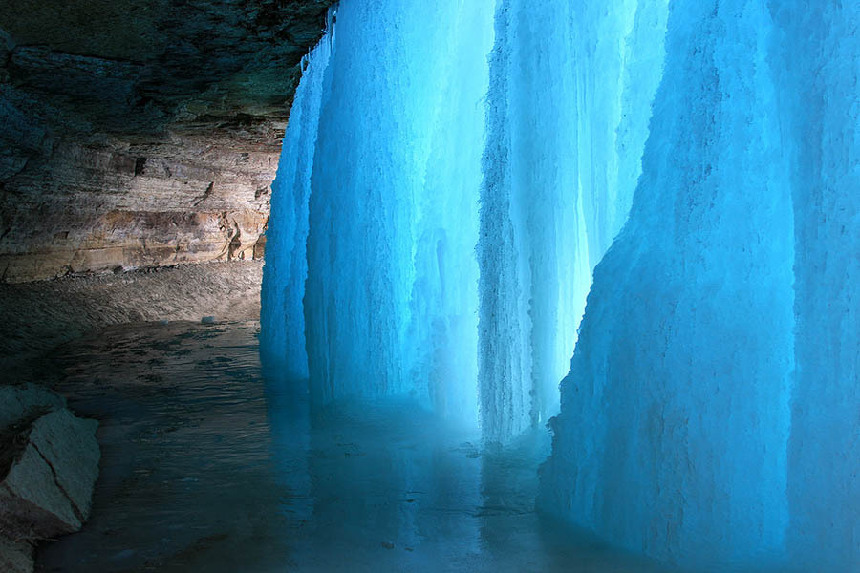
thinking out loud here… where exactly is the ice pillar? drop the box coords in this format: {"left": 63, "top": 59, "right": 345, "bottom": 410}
{"left": 260, "top": 32, "right": 332, "bottom": 378}
{"left": 541, "top": 0, "right": 795, "bottom": 567}
{"left": 478, "top": 0, "right": 668, "bottom": 441}
{"left": 302, "top": 0, "right": 493, "bottom": 416}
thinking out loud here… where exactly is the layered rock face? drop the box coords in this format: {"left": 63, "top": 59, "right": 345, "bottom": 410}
{"left": 0, "top": 0, "right": 334, "bottom": 282}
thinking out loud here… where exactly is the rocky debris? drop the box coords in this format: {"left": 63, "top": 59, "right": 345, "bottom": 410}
{"left": 0, "top": 0, "right": 335, "bottom": 281}
{"left": 0, "top": 384, "right": 99, "bottom": 573}
{"left": 0, "top": 410, "right": 100, "bottom": 539}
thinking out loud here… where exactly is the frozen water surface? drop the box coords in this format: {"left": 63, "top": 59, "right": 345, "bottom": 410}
{"left": 33, "top": 322, "right": 672, "bottom": 573}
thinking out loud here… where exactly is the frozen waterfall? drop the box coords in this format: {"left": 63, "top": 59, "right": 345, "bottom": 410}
{"left": 540, "top": 1, "right": 858, "bottom": 570}
{"left": 479, "top": 0, "right": 668, "bottom": 440}
{"left": 539, "top": 0, "right": 795, "bottom": 566}
{"left": 261, "top": 0, "right": 663, "bottom": 439}
{"left": 261, "top": 0, "right": 859, "bottom": 570}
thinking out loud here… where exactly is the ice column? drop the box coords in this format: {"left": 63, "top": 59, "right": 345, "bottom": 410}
{"left": 404, "top": 2, "right": 494, "bottom": 422}
{"left": 541, "top": 0, "right": 796, "bottom": 567}
{"left": 303, "top": 0, "right": 493, "bottom": 415}
{"left": 478, "top": 0, "right": 668, "bottom": 441}
{"left": 260, "top": 32, "right": 332, "bottom": 378}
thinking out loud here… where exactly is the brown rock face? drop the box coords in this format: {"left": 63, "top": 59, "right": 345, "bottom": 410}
{"left": 0, "top": 1, "right": 334, "bottom": 282}
{"left": 0, "top": 135, "right": 275, "bottom": 281}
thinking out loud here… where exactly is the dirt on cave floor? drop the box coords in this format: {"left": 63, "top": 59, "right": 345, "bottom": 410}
{"left": 0, "top": 260, "right": 263, "bottom": 381}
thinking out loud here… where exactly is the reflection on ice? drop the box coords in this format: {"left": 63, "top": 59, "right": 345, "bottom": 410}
{"left": 269, "top": 385, "right": 671, "bottom": 572}
{"left": 35, "top": 322, "right": 670, "bottom": 572}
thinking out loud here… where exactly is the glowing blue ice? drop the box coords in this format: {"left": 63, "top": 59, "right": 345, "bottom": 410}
{"left": 479, "top": 0, "right": 668, "bottom": 441}
{"left": 263, "top": 1, "right": 494, "bottom": 423}
{"left": 541, "top": 1, "right": 858, "bottom": 571}
{"left": 260, "top": 28, "right": 332, "bottom": 379}
{"left": 262, "top": 0, "right": 661, "bottom": 438}
{"left": 262, "top": 0, "right": 859, "bottom": 569}
{"left": 774, "top": 2, "right": 859, "bottom": 570}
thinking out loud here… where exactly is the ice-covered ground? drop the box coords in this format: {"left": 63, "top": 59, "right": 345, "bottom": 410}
{"left": 33, "top": 322, "right": 674, "bottom": 573}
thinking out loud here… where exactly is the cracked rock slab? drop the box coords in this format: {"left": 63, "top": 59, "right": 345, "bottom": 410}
{"left": 0, "top": 408, "right": 99, "bottom": 541}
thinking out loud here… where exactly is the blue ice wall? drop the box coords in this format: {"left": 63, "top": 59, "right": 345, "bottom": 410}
{"left": 260, "top": 31, "right": 332, "bottom": 378}
{"left": 541, "top": 0, "right": 858, "bottom": 569}
{"left": 301, "top": 0, "right": 494, "bottom": 418}
{"left": 263, "top": 0, "right": 666, "bottom": 439}
{"left": 771, "top": 1, "right": 859, "bottom": 569}
{"left": 406, "top": 0, "right": 494, "bottom": 421}
{"left": 479, "top": 0, "right": 668, "bottom": 441}
{"left": 263, "top": 4, "right": 858, "bottom": 566}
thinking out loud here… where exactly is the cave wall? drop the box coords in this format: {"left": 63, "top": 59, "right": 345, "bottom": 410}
{"left": 0, "top": 0, "right": 334, "bottom": 282}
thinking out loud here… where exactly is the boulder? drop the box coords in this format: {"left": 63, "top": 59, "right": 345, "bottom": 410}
{"left": 0, "top": 384, "right": 99, "bottom": 571}
{"left": 0, "top": 409, "right": 99, "bottom": 540}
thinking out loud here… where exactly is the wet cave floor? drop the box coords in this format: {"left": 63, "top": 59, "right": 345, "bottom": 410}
{"left": 29, "top": 321, "right": 674, "bottom": 573}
